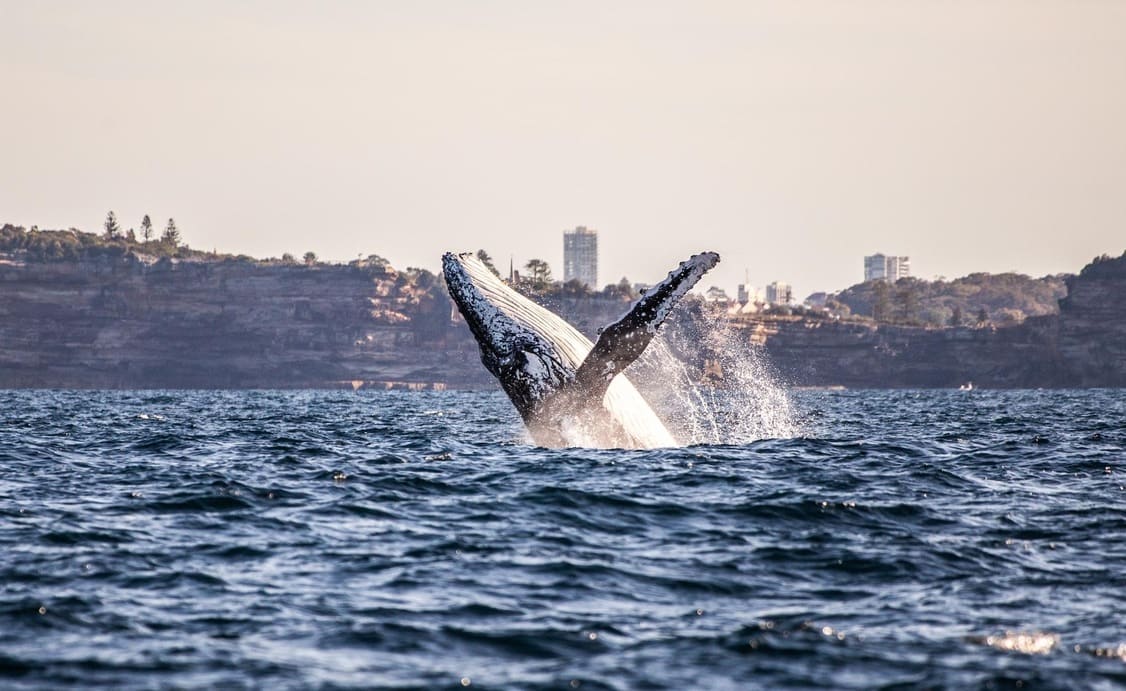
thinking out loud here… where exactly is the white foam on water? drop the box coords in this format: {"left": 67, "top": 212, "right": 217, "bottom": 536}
{"left": 628, "top": 315, "right": 801, "bottom": 444}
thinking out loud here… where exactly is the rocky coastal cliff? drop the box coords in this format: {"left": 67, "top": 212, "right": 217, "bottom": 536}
{"left": 0, "top": 255, "right": 488, "bottom": 389}
{"left": 1056, "top": 254, "right": 1126, "bottom": 387}
{"left": 730, "top": 314, "right": 1063, "bottom": 389}
{"left": 727, "top": 252, "right": 1124, "bottom": 388}
{"left": 0, "top": 246, "right": 1122, "bottom": 389}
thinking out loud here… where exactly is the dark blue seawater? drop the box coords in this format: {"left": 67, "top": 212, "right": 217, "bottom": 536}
{"left": 1, "top": 389, "right": 1124, "bottom": 690}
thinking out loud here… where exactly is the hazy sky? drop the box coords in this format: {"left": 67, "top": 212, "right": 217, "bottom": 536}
{"left": 3, "top": 1, "right": 1124, "bottom": 297}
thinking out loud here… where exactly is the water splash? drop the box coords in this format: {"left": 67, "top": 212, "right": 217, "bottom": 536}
{"left": 628, "top": 311, "right": 801, "bottom": 444}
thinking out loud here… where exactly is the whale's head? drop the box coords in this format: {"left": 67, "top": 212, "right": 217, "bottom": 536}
{"left": 442, "top": 252, "right": 583, "bottom": 418}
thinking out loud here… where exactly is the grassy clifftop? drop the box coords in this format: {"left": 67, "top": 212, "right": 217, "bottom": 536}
{"left": 1, "top": 223, "right": 225, "bottom": 264}
{"left": 832, "top": 272, "right": 1068, "bottom": 327}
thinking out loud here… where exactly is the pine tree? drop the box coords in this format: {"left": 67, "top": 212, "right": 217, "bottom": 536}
{"left": 524, "top": 258, "right": 553, "bottom": 290}
{"left": 140, "top": 215, "right": 153, "bottom": 241}
{"left": 872, "top": 281, "right": 891, "bottom": 322}
{"left": 162, "top": 218, "right": 180, "bottom": 246}
{"left": 104, "top": 211, "right": 120, "bottom": 239}
{"left": 894, "top": 280, "right": 920, "bottom": 324}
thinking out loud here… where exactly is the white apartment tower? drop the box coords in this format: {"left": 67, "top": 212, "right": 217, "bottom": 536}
{"left": 864, "top": 253, "right": 911, "bottom": 283}
{"left": 765, "top": 281, "right": 792, "bottom": 305}
{"left": 563, "top": 226, "right": 598, "bottom": 288}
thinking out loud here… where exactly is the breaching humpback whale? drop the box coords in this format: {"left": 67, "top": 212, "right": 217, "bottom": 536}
{"left": 442, "top": 251, "right": 720, "bottom": 449}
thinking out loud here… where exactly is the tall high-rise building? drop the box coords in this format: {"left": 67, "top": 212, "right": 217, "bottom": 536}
{"left": 563, "top": 226, "right": 598, "bottom": 288}
{"left": 765, "top": 281, "right": 792, "bottom": 305}
{"left": 737, "top": 283, "right": 763, "bottom": 304}
{"left": 864, "top": 254, "right": 887, "bottom": 282}
{"left": 887, "top": 255, "right": 910, "bottom": 281}
{"left": 864, "top": 253, "right": 911, "bottom": 283}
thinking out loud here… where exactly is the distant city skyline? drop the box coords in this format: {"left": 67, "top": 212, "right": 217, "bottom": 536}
{"left": 3, "top": 2, "right": 1124, "bottom": 298}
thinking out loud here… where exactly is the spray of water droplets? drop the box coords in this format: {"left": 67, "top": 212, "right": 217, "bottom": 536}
{"left": 627, "top": 312, "right": 802, "bottom": 444}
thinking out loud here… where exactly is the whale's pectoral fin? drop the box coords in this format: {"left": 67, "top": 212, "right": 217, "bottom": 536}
{"left": 573, "top": 251, "right": 720, "bottom": 396}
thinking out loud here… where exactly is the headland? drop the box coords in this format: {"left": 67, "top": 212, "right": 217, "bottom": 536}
{"left": 1, "top": 224, "right": 1123, "bottom": 389}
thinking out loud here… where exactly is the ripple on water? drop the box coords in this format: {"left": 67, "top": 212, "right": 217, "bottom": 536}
{"left": 0, "top": 388, "right": 1123, "bottom": 689}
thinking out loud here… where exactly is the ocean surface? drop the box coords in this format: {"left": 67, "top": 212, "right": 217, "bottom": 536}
{"left": 1, "top": 388, "right": 1124, "bottom": 689}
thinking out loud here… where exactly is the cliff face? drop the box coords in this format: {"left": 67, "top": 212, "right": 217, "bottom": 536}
{"left": 0, "top": 251, "right": 1122, "bottom": 389}
{"left": 0, "top": 256, "right": 489, "bottom": 389}
{"left": 726, "top": 252, "right": 1124, "bottom": 388}
{"left": 729, "top": 315, "right": 1063, "bottom": 388}
{"left": 1056, "top": 254, "right": 1126, "bottom": 387}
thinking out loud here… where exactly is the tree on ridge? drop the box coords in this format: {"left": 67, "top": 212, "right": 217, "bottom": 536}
{"left": 104, "top": 211, "right": 120, "bottom": 239}
{"left": 162, "top": 218, "right": 180, "bottom": 247}
{"left": 872, "top": 281, "right": 891, "bottom": 322}
{"left": 523, "top": 258, "right": 552, "bottom": 290}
